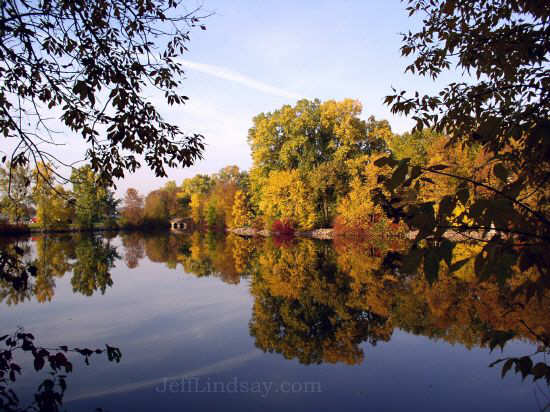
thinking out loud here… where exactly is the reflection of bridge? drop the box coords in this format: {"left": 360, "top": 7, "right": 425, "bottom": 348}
{"left": 170, "top": 218, "right": 190, "bottom": 230}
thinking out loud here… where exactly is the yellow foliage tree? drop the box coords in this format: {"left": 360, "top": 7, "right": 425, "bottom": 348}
{"left": 231, "top": 190, "right": 250, "bottom": 228}
{"left": 258, "top": 170, "right": 317, "bottom": 230}
{"left": 336, "top": 155, "right": 392, "bottom": 232}
{"left": 190, "top": 193, "right": 202, "bottom": 225}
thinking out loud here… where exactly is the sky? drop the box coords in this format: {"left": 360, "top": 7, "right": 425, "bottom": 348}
{"left": 7, "top": 0, "right": 460, "bottom": 197}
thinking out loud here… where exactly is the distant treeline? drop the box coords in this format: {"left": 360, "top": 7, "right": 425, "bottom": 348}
{"left": 1, "top": 98, "right": 495, "bottom": 234}
{"left": 119, "top": 99, "right": 494, "bottom": 235}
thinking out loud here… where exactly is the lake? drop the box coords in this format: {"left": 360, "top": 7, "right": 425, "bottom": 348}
{"left": 0, "top": 232, "right": 547, "bottom": 411}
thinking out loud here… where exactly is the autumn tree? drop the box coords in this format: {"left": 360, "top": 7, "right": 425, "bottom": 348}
{"left": 335, "top": 155, "right": 391, "bottom": 234}
{"left": 258, "top": 170, "right": 317, "bottom": 231}
{"left": 121, "top": 232, "right": 145, "bottom": 269}
{"left": 32, "top": 163, "right": 74, "bottom": 229}
{"left": 189, "top": 193, "right": 203, "bottom": 225}
{"left": 179, "top": 166, "right": 247, "bottom": 228}
{"left": 143, "top": 189, "right": 172, "bottom": 225}
{"left": 376, "top": 0, "right": 550, "bottom": 283}
{"left": 121, "top": 188, "right": 145, "bottom": 227}
{"left": 0, "top": 163, "right": 34, "bottom": 222}
{"left": 232, "top": 190, "right": 251, "bottom": 228}
{"left": 248, "top": 99, "right": 390, "bottom": 228}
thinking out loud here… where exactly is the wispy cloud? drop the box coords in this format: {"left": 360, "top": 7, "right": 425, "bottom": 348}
{"left": 66, "top": 350, "right": 262, "bottom": 401}
{"left": 180, "top": 60, "right": 304, "bottom": 100}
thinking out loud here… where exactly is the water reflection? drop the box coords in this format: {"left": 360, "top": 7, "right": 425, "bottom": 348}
{"left": 1, "top": 231, "right": 549, "bottom": 410}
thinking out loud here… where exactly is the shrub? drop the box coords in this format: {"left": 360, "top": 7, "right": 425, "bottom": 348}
{"left": 271, "top": 219, "right": 295, "bottom": 236}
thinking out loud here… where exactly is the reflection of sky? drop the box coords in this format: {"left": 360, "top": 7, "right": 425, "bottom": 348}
{"left": 0, "top": 236, "right": 541, "bottom": 412}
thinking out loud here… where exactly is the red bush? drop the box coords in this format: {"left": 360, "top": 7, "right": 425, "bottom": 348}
{"left": 271, "top": 219, "right": 295, "bottom": 236}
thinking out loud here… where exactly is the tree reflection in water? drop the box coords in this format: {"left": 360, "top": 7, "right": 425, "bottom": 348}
{"left": 0, "top": 234, "right": 121, "bottom": 411}
{"left": 1, "top": 232, "right": 549, "bottom": 409}
{"left": 0, "top": 328, "right": 121, "bottom": 412}
{"left": 140, "top": 232, "right": 550, "bottom": 394}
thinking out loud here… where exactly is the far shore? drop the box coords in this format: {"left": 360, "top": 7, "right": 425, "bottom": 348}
{"left": 1, "top": 224, "right": 485, "bottom": 243}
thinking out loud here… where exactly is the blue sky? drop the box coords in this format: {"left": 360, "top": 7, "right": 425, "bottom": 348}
{"left": 13, "top": 1, "right": 461, "bottom": 196}
{"left": 121, "top": 0, "right": 437, "bottom": 195}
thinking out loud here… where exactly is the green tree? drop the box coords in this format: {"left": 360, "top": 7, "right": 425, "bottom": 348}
{"left": 71, "top": 165, "right": 109, "bottom": 228}
{"left": 71, "top": 235, "right": 118, "bottom": 296}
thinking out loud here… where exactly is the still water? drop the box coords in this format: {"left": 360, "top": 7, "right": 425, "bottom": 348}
{"left": 0, "top": 232, "right": 547, "bottom": 411}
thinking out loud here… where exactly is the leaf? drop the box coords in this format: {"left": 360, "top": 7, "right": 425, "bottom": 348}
{"left": 429, "top": 164, "right": 448, "bottom": 171}
{"left": 373, "top": 157, "right": 389, "bottom": 167}
{"left": 456, "top": 187, "right": 469, "bottom": 205}
{"left": 438, "top": 195, "right": 455, "bottom": 218}
{"left": 388, "top": 163, "right": 408, "bottom": 190}
{"left": 501, "top": 359, "right": 514, "bottom": 378}
{"left": 493, "top": 163, "right": 509, "bottom": 182}
{"left": 424, "top": 249, "right": 440, "bottom": 284}
{"left": 532, "top": 363, "right": 547, "bottom": 380}
{"left": 518, "top": 356, "right": 533, "bottom": 380}
{"left": 401, "top": 248, "right": 424, "bottom": 274}
{"left": 438, "top": 239, "right": 455, "bottom": 266}
{"left": 410, "top": 165, "right": 422, "bottom": 179}
{"left": 34, "top": 356, "right": 45, "bottom": 371}
{"left": 449, "top": 257, "right": 469, "bottom": 272}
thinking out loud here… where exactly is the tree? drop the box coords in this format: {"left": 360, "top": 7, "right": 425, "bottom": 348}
{"left": 121, "top": 188, "right": 144, "bottom": 226}
{"left": 232, "top": 190, "right": 251, "bottom": 228}
{"left": 144, "top": 189, "right": 171, "bottom": 224}
{"left": 71, "top": 235, "right": 118, "bottom": 296}
{"left": 258, "top": 169, "right": 317, "bottom": 231}
{"left": 101, "top": 190, "right": 120, "bottom": 227}
{"left": 0, "top": 163, "right": 33, "bottom": 222}
{"left": 335, "top": 155, "right": 390, "bottom": 233}
{"left": 0, "top": 0, "right": 211, "bottom": 288}
{"left": 1, "top": 0, "right": 207, "bottom": 187}
{"left": 376, "top": 0, "right": 550, "bottom": 283}
{"left": 32, "top": 163, "right": 73, "bottom": 229}
{"left": 248, "top": 99, "right": 390, "bottom": 226}
{"left": 189, "top": 192, "right": 202, "bottom": 225}
{"left": 71, "top": 165, "right": 109, "bottom": 228}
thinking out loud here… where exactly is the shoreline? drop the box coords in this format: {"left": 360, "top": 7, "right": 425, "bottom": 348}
{"left": 0, "top": 225, "right": 163, "bottom": 237}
